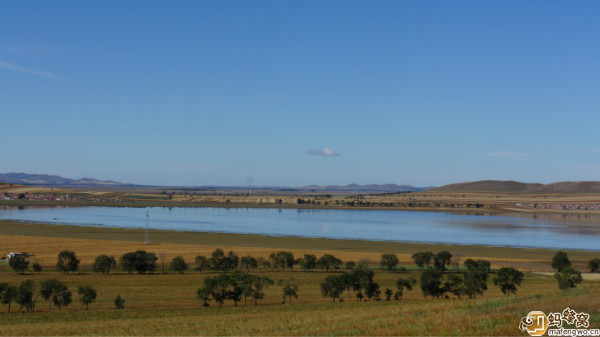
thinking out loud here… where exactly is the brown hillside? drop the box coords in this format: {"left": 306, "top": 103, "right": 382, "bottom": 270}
{"left": 431, "top": 180, "right": 600, "bottom": 194}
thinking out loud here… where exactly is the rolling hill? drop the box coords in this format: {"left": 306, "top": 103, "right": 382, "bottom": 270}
{"left": 432, "top": 180, "right": 600, "bottom": 194}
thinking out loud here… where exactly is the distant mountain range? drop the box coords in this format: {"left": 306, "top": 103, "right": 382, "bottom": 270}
{"left": 0, "top": 172, "right": 432, "bottom": 192}
{"left": 300, "top": 183, "right": 434, "bottom": 192}
{"left": 432, "top": 180, "right": 600, "bottom": 194}
{"left": 0, "top": 172, "right": 132, "bottom": 186}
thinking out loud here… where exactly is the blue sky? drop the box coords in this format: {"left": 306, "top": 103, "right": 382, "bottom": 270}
{"left": 2, "top": 1, "right": 599, "bottom": 187}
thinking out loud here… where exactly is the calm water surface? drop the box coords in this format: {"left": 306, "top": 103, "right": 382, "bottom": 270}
{"left": 1, "top": 206, "right": 599, "bottom": 250}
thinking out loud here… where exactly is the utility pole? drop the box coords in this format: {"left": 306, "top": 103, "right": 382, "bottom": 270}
{"left": 144, "top": 208, "right": 149, "bottom": 245}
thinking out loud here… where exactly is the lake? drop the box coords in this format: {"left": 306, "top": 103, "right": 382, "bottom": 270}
{"left": 0, "top": 206, "right": 599, "bottom": 250}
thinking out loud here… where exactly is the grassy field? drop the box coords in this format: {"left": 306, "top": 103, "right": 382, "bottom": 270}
{"left": 0, "top": 222, "right": 599, "bottom": 335}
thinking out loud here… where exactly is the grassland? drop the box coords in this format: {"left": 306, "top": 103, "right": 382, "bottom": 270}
{"left": 0, "top": 222, "right": 599, "bottom": 335}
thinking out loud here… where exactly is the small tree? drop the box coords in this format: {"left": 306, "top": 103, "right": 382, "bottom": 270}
{"left": 420, "top": 269, "right": 443, "bottom": 299}
{"left": 195, "top": 256, "right": 211, "bottom": 272}
{"left": 380, "top": 254, "right": 399, "bottom": 271}
{"left": 320, "top": 275, "right": 345, "bottom": 302}
{"left": 40, "top": 278, "right": 65, "bottom": 312}
{"left": 57, "top": 250, "right": 80, "bottom": 274}
{"left": 250, "top": 276, "right": 274, "bottom": 306}
{"left": 551, "top": 251, "right": 571, "bottom": 272}
{"left": 384, "top": 288, "right": 393, "bottom": 301}
{"left": 555, "top": 267, "right": 583, "bottom": 290}
{"left": 412, "top": 251, "right": 435, "bottom": 270}
{"left": 278, "top": 278, "right": 299, "bottom": 304}
{"left": 240, "top": 256, "right": 258, "bottom": 271}
{"left": 463, "top": 261, "right": 488, "bottom": 299}
{"left": 395, "top": 277, "right": 416, "bottom": 300}
{"left": 317, "top": 254, "right": 342, "bottom": 272}
{"left": 93, "top": 255, "right": 117, "bottom": 274}
{"left": 16, "top": 279, "right": 38, "bottom": 312}
{"left": 32, "top": 263, "right": 42, "bottom": 274}
{"left": 1, "top": 285, "right": 17, "bottom": 313}
{"left": 170, "top": 256, "right": 188, "bottom": 274}
{"left": 434, "top": 251, "right": 453, "bottom": 273}
{"left": 444, "top": 273, "right": 465, "bottom": 298}
{"left": 345, "top": 261, "right": 356, "bottom": 270}
{"left": 114, "top": 295, "right": 125, "bottom": 309}
{"left": 78, "top": 285, "right": 97, "bottom": 310}
{"left": 588, "top": 258, "right": 600, "bottom": 273}
{"left": 494, "top": 267, "right": 524, "bottom": 296}
{"left": 197, "top": 287, "right": 211, "bottom": 307}
{"left": 9, "top": 254, "right": 29, "bottom": 274}
{"left": 52, "top": 283, "right": 72, "bottom": 311}
{"left": 301, "top": 254, "right": 317, "bottom": 271}
{"left": 158, "top": 252, "right": 167, "bottom": 274}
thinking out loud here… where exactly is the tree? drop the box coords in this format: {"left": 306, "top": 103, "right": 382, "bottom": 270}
{"left": 477, "top": 259, "right": 491, "bottom": 273}
{"left": 444, "top": 274, "right": 465, "bottom": 299}
{"left": 240, "top": 256, "right": 258, "bottom": 271}
{"left": 120, "top": 252, "right": 136, "bottom": 274}
{"left": 9, "top": 254, "right": 29, "bottom": 274}
{"left": 257, "top": 257, "right": 270, "bottom": 271}
{"left": 350, "top": 266, "right": 376, "bottom": 301}
{"left": 395, "top": 277, "right": 416, "bottom": 300}
{"left": 1, "top": 285, "right": 17, "bottom": 313}
{"left": 40, "top": 278, "right": 66, "bottom": 312}
{"left": 380, "top": 254, "right": 399, "bottom": 271}
{"left": 463, "top": 262, "right": 488, "bottom": 299}
{"left": 195, "top": 256, "right": 211, "bottom": 272}
{"left": 57, "top": 250, "right": 80, "bottom": 274}
{"left": 321, "top": 275, "right": 345, "bottom": 302}
{"left": 278, "top": 278, "right": 298, "bottom": 304}
{"left": 120, "top": 250, "right": 157, "bottom": 274}
{"left": 32, "top": 263, "right": 42, "bottom": 274}
{"left": 210, "top": 249, "right": 228, "bottom": 272}
{"left": 197, "top": 287, "right": 212, "bottom": 307}
{"left": 93, "top": 255, "right": 117, "bottom": 274}
{"left": 203, "top": 274, "right": 230, "bottom": 307}
{"left": 555, "top": 267, "right": 583, "bottom": 290}
{"left": 420, "top": 268, "right": 444, "bottom": 299}
{"left": 384, "top": 288, "right": 393, "bottom": 301}
{"left": 588, "top": 258, "right": 600, "bottom": 273}
{"left": 434, "top": 251, "right": 453, "bottom": 273}
{"left": 551, "top": 251, "right": 571, "bottom": 272}
{"left": 317, "top": 254, "right": 342, "bottom": 272}
{"left": 301, "top": 254, "right": 317, "bottom": 271}
{"left": 251, "top": 276, "right": 274, "bottom": 305}
{"left": 412, "top": 251, "right": 435, "bottom": 270}
{"left": 52, "top": 283, "right": 72, "bottom": 311}
{"left": 170, "top": 256, "right": 188, "bottom": 274}
{"left": 345, "top": 261, "right": 356, "bottom": 270}
{"left": 16, "top": 279, "right": 39, "bottom": 312}
{"left": 114, "top": 295, "right": 125, "bottom": 309}
{"left": 494, "top": 267, "right": 524, "bottom": 296}
{"left": 78, "top": 285, "right": 97, "bottom": 310}
{"left": 227, "top": 251, "right": 240, "bottom": 272}
{"left": 273, "top": 251, "right": 296, "bottom": 271}
{"left": 365, "top": 280, "right": 381, "bottom": 301}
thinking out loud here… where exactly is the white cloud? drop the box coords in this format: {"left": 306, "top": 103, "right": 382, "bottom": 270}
{"left": 0, "top": 60, "right": 59, "bottom": 78}
{"left": 307, "top": 147, "right": 340, "bottom": 156}
{"left": 485, "top": 152, "right": 528, "bottom": 158}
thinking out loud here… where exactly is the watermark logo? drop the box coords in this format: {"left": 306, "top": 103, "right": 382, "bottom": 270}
{"left": 520, "top": 311, "right": 549, "bottom": 336}
{"left": 520, "top": 308, "right": 597, "bottom": 336}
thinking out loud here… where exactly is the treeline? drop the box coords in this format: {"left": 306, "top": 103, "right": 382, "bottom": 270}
{"left": 0, "top": 279, "right": 103, "bottom": 313}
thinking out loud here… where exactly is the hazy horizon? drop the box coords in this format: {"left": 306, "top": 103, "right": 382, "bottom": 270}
{"left": 2, "top": 2, "right": 599, "bottom": 186}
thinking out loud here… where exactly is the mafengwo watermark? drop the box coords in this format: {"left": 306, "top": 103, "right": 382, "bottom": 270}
{"left": 520, "top": 307, "right": 599, "bottom": 336}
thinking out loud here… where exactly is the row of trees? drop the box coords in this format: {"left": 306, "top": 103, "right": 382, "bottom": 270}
{"left": 0, "top": 279, "right": 97, "bottom": 313}
{"left": 196, "top": 272, "right": 298, "bottom": 307}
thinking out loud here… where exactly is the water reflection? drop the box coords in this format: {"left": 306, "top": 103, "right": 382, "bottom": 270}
{"left": 0, "top": 206, "right": 599, "bottom": 250}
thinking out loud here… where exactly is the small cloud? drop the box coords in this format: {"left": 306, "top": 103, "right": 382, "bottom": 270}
{"left": 0, "top": 59, "right": 59, "bottom": 78}
{"left": 307, "top": 147, "right": 340, "bottom": 156}
{"left": 485, "top": 152, "right": 528, "bottom": 158}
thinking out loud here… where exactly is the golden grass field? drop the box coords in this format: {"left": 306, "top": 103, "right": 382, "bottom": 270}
{"left": 0, "top": 222, "right": 598, "bottom": 335}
